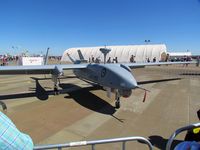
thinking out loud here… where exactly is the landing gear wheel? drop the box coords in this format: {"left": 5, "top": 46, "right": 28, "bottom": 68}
{"left": 54, "top": 87, "right": 59, "bottom": 95}
{"left": 52, "top": 75, "right": 60, "bottom": 95}
{"left": 115, "top": 101, "right": 120, "bottom": 109}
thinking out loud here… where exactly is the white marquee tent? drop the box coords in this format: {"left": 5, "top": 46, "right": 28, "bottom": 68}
{"left": 61, "top": 44, "right": 167, "bottom": 63}
{"left": 168, "top": 52, "right": 192, "bottom": 57}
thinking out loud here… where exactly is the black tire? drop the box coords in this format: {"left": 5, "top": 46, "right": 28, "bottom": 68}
{"left": 54, "top": 88, "right": 59, "bottom": 95}
{"left": 115, "top": 101, "right": 120, "bottom": 109}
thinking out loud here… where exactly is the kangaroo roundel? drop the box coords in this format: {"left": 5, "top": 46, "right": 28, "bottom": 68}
{"left": 101, "top": 68, "right": 107, "bottom": 78}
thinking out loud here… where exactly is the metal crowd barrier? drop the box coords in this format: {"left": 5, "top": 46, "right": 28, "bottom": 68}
{"left": 166, "top": 122, "right": 200, "bottom": 150}
{"left": 34, "top": 136, "right": 153, "bottom": 150}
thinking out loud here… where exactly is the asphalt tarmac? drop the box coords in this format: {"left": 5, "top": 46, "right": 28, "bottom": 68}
{"left": 0, "top": 64, "right": 200, "bottom": 150}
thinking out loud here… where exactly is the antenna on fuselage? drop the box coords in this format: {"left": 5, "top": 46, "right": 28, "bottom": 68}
{"left": 99, "top": 47, "right": 111, "bottom": 64}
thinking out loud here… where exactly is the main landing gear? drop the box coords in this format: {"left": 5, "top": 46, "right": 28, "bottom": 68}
{"left": 115, "top": 91, "right": 121, "bottom": 109}
{"left": 54, "top": 84, "right": 59, "bottom": 95}
{"left": 52, "top": 75, "right": 60, "bottom": 95}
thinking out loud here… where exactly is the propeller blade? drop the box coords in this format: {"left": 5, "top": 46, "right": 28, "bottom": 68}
{"left": 136, "top": 86, "right": 150, "bottom": 92}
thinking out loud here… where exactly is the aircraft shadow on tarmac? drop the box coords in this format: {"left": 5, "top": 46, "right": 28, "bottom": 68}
{"left": 0, "top": 78, "right": 117, "bottom": 117}
{"left": 0, "top": 76, "right": 77, "bottom": 101}
{"left": 0, "top": 77, "right": 52, "bottom": 101}
{"left": 59, "top": 83, "right": 117, "bottom": 116}
{"left": 148, "top": 135, "right": 183, "bottom": 150}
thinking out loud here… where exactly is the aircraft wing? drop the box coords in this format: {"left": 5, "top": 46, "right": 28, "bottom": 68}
{"left": 60, "top": 64, "right": 88, "bottom": 70}
{"left": 0, "top": 64, "right": 87, "bottom": 75}
{"left": 125, "top": 61, "right": 197, "bottom": 69}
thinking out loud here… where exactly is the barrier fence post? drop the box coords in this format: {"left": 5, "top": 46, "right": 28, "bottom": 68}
{"left": 122, "top": 141, "right": 126, "bottom": 150}
{"left": 91, "top": 144, "right": 95, "bottom": 150}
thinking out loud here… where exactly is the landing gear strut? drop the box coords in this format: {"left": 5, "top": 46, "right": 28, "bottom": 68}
{"left": 52, "top": 75, "right": 59, "bottom": 95}
{"left": 115, "top": 91, "right": 121, "bottom": 109}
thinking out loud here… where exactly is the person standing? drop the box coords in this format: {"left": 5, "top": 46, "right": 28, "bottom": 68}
{"left": 130, "top": 55, "right": 135, "bottom": 63}
{"left": 115, "top": 57, "right": 118, "bottom": 63}
{"left": 153, "top": 57, "right": 156, "bottom": 62}
{"left": 91, "top": 55, "right": 95, "bottom": 63}
{"left": 107, "top": 57, "right": 111, "bottom": 63}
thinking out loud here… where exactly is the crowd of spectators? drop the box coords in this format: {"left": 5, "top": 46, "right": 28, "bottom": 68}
{"left": 0, "top": 54, "right": 62, "bottom": 66}
{"left": 88, "top": 56, "right": 118, "bottom": 63}
{"left": 0, "top": 55, "right": 19, "bottom": 66}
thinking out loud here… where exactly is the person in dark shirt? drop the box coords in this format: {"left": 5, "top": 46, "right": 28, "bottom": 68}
{"left": 175, "top": 110, "right": 200, "bottom": 150}
{"left": 112, "top": 57, "right": 118, "bottom": 63}
{"left": 107, "top": 57, "right": 111, "bottom": 63}
{"left": 115, "top": 57, "right": 118, "bottom": 63}
{"left": 184, "top": 110, "right": 200, "bottom": 142}
{"left": 130, "top": 55, "right": 135, "bottom": 63}
{"left": 91, "top": 56, "right": 95, "bottom": 63}
{"left": 153, "top": 57, "right": 156, "bottom": 62}
{"left": 146, "top": 57, "right": 150, "bottom": 63}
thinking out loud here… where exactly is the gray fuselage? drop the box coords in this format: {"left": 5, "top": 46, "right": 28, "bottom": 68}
{"left": 73, "top": 63, "right": 137, "bottom": 91}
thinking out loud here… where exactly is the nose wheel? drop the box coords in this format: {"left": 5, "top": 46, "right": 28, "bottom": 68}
{"left": 115, "top": 91, "right": 121, "bottom": 109}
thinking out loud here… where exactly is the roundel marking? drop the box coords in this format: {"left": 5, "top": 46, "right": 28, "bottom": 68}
{"left": 101, "top": 68, "right": 107, "bottom": 78}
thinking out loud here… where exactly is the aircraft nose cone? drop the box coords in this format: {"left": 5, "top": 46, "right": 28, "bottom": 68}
{"left": 120, "top": 76, "right": 137, "bottom": 89}
{"left": 127, "top": 77, "right": 138, "bottom": 89}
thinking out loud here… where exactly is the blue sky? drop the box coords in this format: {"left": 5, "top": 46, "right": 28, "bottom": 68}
{"left": 0, "top": 0, "right": 200, "bottom": 55}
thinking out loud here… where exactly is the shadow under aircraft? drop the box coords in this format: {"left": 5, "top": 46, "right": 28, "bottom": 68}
{"left": 0, "top": 75, "right": 77, "bottom": 101}
{"left": 0, "top": 77, "right": 117, "bottom": 115}
{"left": 0, "top": 77, "right": 52, "bottom": 101}
{"left": 60, "top": 83, "right": 116, "bottom": 116}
